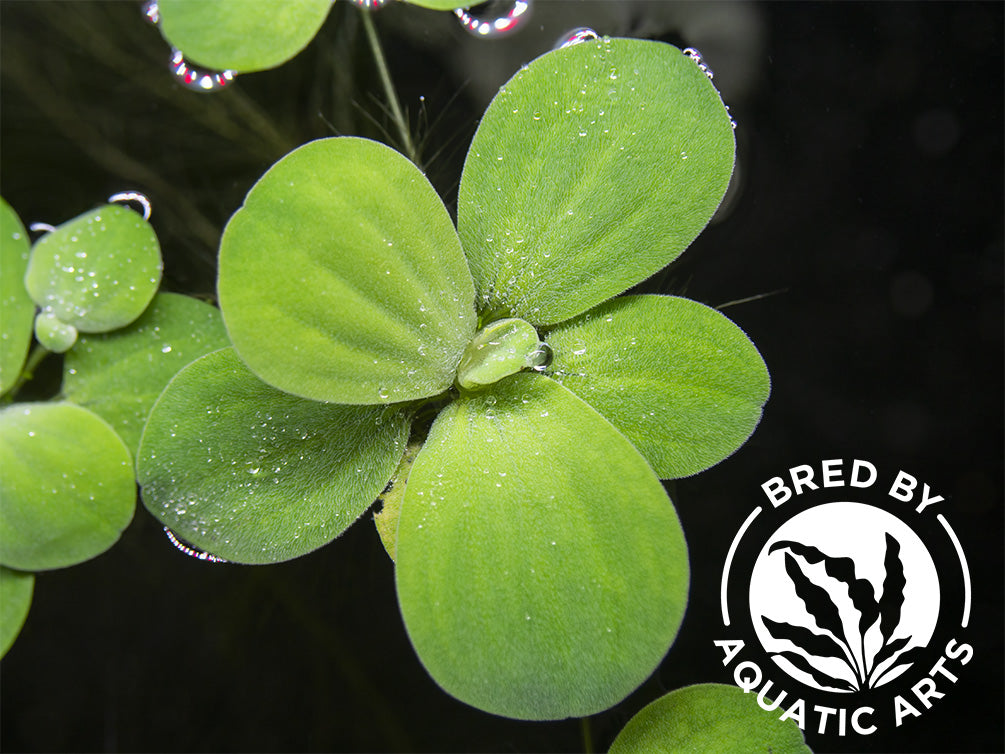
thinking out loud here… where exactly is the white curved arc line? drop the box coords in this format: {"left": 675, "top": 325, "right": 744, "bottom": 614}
{"left": 937, "top": 513, "right": 971, "bottom": 629}
{"left": 721, "top": 506, "right": 762, "bottom": 626}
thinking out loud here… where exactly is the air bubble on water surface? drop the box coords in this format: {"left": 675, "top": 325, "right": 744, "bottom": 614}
{"left": 554, "top": 27, "right": 598, "bottom": 49}
{"left": 29, "top": 222, "right": 56, "bottom": 237}
{"left": 170, "top": 48, "right": 237, "bottom": 93}
{"left": 163, "top": 526, "right": 228, "bottom": 563}
{"left": 455, "top": 0, "right": 531, "bottom": 39}
{"left": 108, "top": 191, "right": 153, "bottom": 221}
{"left": 143, "top": 0, "right": 160, "bottom": 25}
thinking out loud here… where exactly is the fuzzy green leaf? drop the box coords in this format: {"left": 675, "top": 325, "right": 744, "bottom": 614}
{"left": 219, "top": 137, "right": 476, "bottom": 405}
{"left": 0, "top": 199, "right": 34, "bottom": 396}
{"left": 396, "top": 373, "right": 688, "bottom": 720}
{"left": 458, "top": 38, "right": 735, "bottom": 326}
{"left": 609, "top": 683, "right": 813, "bottom": 753}
{"left": 24, "top": 205, "right": 161, "bottom": 333}
{"left": 62, "top": 292, "right": 230, "bottom": 456}
{"left": 137, "top": 348, "right": 411, "bottom": 564}
{"left": 546, "top": 295, "right": 769, "bottom": 478}
{"left": 0, "top": 566, "right": 33, "bottom": 659}
{"left": 0, "top": 402, "right": 135, "bottom": 570}
{"left": 158, "top": 0, "right": 333, "bottom": 73}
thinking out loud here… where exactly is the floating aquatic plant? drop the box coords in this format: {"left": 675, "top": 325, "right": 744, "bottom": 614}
{"left": 138, "top": 37, "right": 770, "bottom": 719}
{"left": 0, "top": 196, "right": 230, "bottom": 656}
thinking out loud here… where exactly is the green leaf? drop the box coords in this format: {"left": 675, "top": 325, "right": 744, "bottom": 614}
{"left": 457, "top": 38, "right": 735, "bottom": 326}
{"left": 0, "top": 566, "right": 33, "bottom": 659}
{"left": 62, "top": 292, "right": 230, "bottom": 457}
{"left": 395, "top": 373, "right": 688, "bottom": 720}
{"left": 219, "top": 137, "right": 476, "bottom": 405}
{"left": 24, "top": 205, "right": 162, "bottom": 333}
{"left": 34, "top": 311, "right": 77, "bottom": 353}
{"left": 373, "top": 437, "right": 422, "bottom": 562}
{"left": 0, "top": 402, "right": 135, "bottom": 571}
{"left": 546, "top": 295, "right": 769, "bottom": 479}
{"left": 609, "top": 683, "right": 813, "bottom": 754}
{"left": 158, "top": 0, "right": 333, "bottom": 73}
{"left": 137, "top": 348, "right": 411, "bottom": 564}
{"left": 0, "top": 198, "right": 34, "bottom": 396}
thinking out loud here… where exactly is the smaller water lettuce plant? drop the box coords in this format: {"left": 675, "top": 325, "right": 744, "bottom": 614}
{"left": 138, "top": 37, "right": 770, "bottom": 719}
{"left": 0, "top": 197, "right": 229, "bottom": 656}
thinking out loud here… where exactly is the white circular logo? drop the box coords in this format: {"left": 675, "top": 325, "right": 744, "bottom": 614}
{"left": 714, "top": 460, "right": 974, "bottom": 739}
{"left": 749, "top": 502, "right": 940, "bottom": 693}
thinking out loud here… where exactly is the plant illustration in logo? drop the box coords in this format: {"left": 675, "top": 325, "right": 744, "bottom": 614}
{"left": 759, "top": 533, "right": 929, "bottom": 692}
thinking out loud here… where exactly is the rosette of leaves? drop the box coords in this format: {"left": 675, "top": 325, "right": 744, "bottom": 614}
{"left": 22, "top": 202, "right": 162, "bottom": 354}
{"left": 609, "top": 683, "right": 812, "bottom": 753}
{"left": 0, "top": 198, "right": 229, "bottom": 657}
{"left": 155, "top": 0, "right": 473, "bottom": 74}
{"left": 138, "top": 38, "right": 770, "bottom": 719}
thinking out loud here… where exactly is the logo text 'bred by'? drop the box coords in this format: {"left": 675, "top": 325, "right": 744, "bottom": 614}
{"left": 716, "top": 459, "right": 973, "bottom": 738}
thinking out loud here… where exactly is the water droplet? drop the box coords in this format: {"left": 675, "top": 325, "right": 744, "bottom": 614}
{"left": 170, "top": 48, "right": 236, "bottom": 92}
{"left": 142, "top": 0, "right": 160, "bottom": 25}
{"left": 529, "top": 342, "right": 552, "bottom": 371}
{"left": 378, "top": 387, "right": 390, "bottom": 400}
{"left": 554, "top": 27, "right": 598, "bottom": 49}
{"left": 28, "top": 221, "right": 56, "bottom": 236}
{"left": 455, "top": 0, "right": 530, "bottom": 38}
{"left": 108, "top": 191, "right": 152, "bottom": 220}
{"left": 348, "top": 0, "right": 392, "bottom": 8}
{"left": 160, "top": 344, "right": 172, "bottom": 353}
{"left": 163, "top": 527, "right": 227, "bottom": 563}
{"left": 682, "top": 47, "right": 715, "bottom": 80}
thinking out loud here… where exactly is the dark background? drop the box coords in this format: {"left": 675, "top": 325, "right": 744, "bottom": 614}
{"left": 1, "top": 2, "right": 1001, "bottom": 752}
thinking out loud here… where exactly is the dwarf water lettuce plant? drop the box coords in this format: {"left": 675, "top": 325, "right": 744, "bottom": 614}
{"left": 0, "top": 197, "right": 230, "bottom": 656}
{"left": 137, "top": 37, "right": 770, "bottom": 720}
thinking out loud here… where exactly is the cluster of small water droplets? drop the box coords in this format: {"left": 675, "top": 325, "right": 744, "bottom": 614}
{"left": 554, "top": 27, "right": 598, "bottom": 49}
{"left": 169, "top": 48, "right": 237, "bottom": 92}
{"left": 682, "top": 47, "right": 714, "bottom": 80}
{"left": 682, "top": 47, "right": 737, "bottom": 130}
{"left": 455, "top": 0, "right": 530, "bottom": 38}
{"left": 142, "top": 0, "right": 160, "bottom": 24}
{"left": 163, "top": 526, "right": 228, "bottom": 563}
{"left": 143, "top": 1, "right": 237, "bottom": 92}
